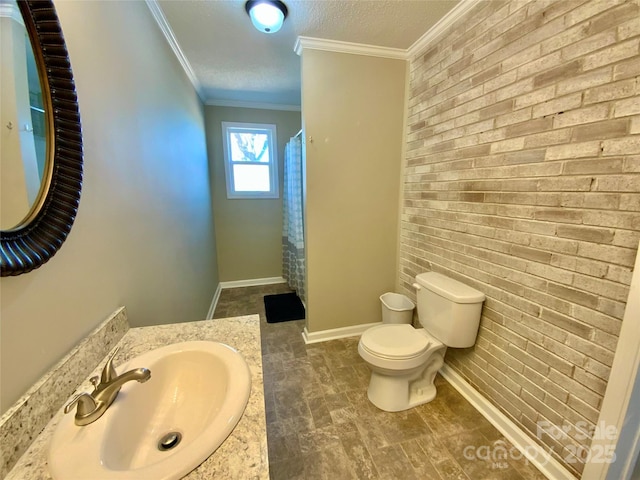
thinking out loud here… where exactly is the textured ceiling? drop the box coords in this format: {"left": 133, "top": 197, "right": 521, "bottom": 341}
{"left": 157, "top": 0, "right": 459, "bottom": 107}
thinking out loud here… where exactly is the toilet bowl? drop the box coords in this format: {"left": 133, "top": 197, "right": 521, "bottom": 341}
{"left": 358, "top": 272, "right": 485, "bottom": 412}
{"left": 358, "top": 324, "right": 446, "bottom": 412}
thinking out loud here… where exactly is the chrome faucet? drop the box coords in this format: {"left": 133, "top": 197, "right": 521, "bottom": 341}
{"left": 64, "top": 346, "right": 151, "bottom": 426}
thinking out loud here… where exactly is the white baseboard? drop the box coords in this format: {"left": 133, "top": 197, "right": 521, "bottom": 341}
{"left": 205, "top": 283, "right": 222, "bottom": 320}
{"left": 302, "top": 322, "right": 381, "bottom": 344}
{"left": 219, "top": 277, "right": 286, "bottom": 289}
{"left": 439, "top": 364, "right": 577, "bottom": 480}
{"left": 206, "top": 277, "right": 287, "bottom": 319}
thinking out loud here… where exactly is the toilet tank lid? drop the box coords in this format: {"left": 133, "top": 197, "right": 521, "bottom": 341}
{"left": 415, "top": 272, "right": 485, "bottom": 303}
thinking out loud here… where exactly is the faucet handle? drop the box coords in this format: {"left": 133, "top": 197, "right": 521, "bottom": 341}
{"left": 101, "top": 346, "right": 120, "bottom": 384}
{"left": 64, "top": 393, "right": 97, "bottom": 417}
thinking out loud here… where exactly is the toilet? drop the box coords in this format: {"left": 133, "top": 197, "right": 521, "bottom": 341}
{"left": 358, "top": 272, "right": 485, "bottom": 412}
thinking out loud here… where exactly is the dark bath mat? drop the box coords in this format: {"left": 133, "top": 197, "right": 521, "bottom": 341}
{"left": 264, "top": 292, "right": 305, "bottom": 323}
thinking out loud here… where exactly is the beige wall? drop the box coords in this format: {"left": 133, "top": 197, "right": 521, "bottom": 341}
{"left": 302, "top": 49, "right": 406, "bottom": 332}
{"left": 0, "top": 1, "right": 218, "bottom": 413}
{"left": 401, "top": 0, "right": 639, "bottom": 476}
{"left": 206, "top": 105, "right": 301, "bottom": 282}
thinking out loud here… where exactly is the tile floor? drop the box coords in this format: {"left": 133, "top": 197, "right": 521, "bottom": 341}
{"left": 214, "top": 284, "right": 547, "bottom": 480}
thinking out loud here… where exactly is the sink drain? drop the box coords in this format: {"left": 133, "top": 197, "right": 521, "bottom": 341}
{"left": 157, "top": 431, "right": 182, "bottom": 451}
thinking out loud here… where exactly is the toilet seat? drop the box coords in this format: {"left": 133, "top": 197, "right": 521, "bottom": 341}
{"left": 360, "top": 324, "right": 430, "bottom": 360}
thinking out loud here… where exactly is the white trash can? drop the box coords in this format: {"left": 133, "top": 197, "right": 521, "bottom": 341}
{"left": 380, "top": 292, "right": 415, "bottom": 324}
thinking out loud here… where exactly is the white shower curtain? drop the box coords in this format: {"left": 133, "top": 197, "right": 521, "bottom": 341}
{"left": 282, "top": 135, "right": 305, "bottom": 302}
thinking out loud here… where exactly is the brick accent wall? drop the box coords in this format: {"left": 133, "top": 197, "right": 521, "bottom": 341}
{"left": 400, "top": 0, "right": 640, "bottom": 475}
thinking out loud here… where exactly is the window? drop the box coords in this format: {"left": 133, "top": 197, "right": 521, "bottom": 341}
{"left": 222, "top": 122, "right": 279, "bottom": 199}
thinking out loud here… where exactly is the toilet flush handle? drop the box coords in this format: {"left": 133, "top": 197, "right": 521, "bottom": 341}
{"left": 412, "top": 283, "right": 421, "bottom": 291}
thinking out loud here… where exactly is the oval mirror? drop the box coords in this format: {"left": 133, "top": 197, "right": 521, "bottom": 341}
{"left": 0, "top": 0, "right": 50, "bottom": 230}
{"left": 0, "top": 0, "right": 83, "bottom": 276}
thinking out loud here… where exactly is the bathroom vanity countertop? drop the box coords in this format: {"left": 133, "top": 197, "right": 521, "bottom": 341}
{"left": 5, "top": 315, "right": 269, "bottom": 480}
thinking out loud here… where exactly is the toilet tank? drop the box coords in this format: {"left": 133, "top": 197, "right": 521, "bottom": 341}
{"left": 413, "top": 272, "right": 485, "bottom": 348}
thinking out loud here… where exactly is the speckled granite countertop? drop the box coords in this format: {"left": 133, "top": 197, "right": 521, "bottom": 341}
{"left": 5, "top": 315, "right": 268, "bottom": 480}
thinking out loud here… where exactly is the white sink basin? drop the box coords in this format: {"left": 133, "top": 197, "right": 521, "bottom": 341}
{"left": 48, "top": 341, "right": 251, "bottom": 480}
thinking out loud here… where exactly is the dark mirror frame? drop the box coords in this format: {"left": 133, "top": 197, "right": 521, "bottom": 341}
{"left": 1, "top": 0, "right": 83, "bottom": 277}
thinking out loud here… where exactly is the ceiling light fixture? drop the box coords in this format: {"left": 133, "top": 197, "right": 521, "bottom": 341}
{"left": 245, "top": 0, "right": 288, "bottom": 34}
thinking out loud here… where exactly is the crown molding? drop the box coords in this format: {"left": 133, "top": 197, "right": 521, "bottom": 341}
{"left": 407, "top": 0, "right": 481, "bottom": 58}
{"left": 295, "top": 1, "right": 479, "bottom": 61}
{"left": 145, "top": 0, "right": 204, "bottom": 101}
{"left": 294, "top": 36, "right": 408, "bottom": 60}
{"left": 206, "top": 99, "right": 301, "bottom": 112}
{"left": 146, "top": 0, "right": 477, "bottom": 103}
